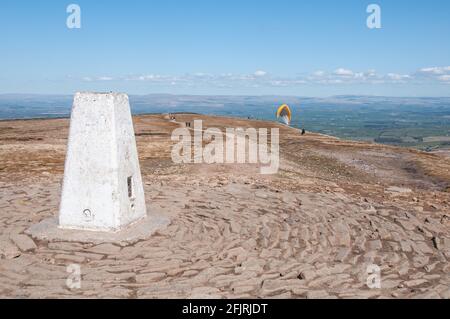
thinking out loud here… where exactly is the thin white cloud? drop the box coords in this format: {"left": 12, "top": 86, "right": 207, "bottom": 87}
{"left": 129, "top": 74, "right": 164, "bottom": 81}
{"left": 82, "top": 76, "right": 114, "bottom": 82}
{"left": 387, "top": 73, "right": 411, "bottom": 81}
{"left": 334, "top": 68, "right": 354, "bottom": 77}
{"left": 419, "top": 66, "right": 450, "bottom": 75}
{"left": 78, "top": 66, "right": 450, "bottom": 88}
{"left": 254, "top": 70, "right": 267, "bottom": 77}
{"left": 416, "top": 66, "right": 450, "bottom": 84}
{"left": 367, "top": 69, "right": 377, "bottom": 77}
{"left": 98, "top": 76, "right": 114, "bottom": 81}
{"left": 312, "top": 70, "right": 325, "bottom": 77}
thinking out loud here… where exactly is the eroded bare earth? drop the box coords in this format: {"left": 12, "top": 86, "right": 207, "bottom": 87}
{"left": 0, "top": 114, "right": 449, "bottom": 299}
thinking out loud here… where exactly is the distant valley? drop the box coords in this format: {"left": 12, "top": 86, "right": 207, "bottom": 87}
{"left": 1, "top": 94, "right": 450, "bottom": 151}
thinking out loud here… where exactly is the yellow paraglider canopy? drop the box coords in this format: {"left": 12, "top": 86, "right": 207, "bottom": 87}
{"left": 276, "top": 104, "right": 292, "bottom": 126}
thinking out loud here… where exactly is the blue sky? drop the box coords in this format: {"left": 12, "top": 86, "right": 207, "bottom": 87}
{"left": 0, "top": 0, "right": 449, "bottom": 96}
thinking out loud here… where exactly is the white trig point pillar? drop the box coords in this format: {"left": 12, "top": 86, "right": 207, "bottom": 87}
{"left": 59, "top": 92, "right": 147, "bottom": 232}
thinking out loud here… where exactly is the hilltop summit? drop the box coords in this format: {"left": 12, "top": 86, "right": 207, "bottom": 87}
{"left": 0, "top": 114, "right": 449, "bottom": 298}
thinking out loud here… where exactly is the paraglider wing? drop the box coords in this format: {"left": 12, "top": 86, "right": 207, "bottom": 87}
{"left": 276, "top": 104, "right": 292, "bottom": 126}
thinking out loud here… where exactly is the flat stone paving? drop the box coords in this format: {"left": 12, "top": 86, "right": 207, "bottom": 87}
{"left": 0, "top": 115, "right": 449, "bottom": 299}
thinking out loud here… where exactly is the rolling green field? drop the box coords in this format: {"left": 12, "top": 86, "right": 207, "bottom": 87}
{"left": 295, "top": 103, "right": 450, "bottom": 151}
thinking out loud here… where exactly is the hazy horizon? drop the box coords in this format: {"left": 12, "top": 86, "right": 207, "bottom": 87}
{"left": 1, "top": 94, "right": 449, "bottom": 152}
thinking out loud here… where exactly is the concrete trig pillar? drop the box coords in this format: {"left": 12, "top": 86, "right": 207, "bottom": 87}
{"left": 59, "top": 92, "right": 147, "bottom": 232}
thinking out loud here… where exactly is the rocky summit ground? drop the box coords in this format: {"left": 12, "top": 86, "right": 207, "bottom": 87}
{"left": 0, "top": 114, "right": 449, "bottom": 299}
